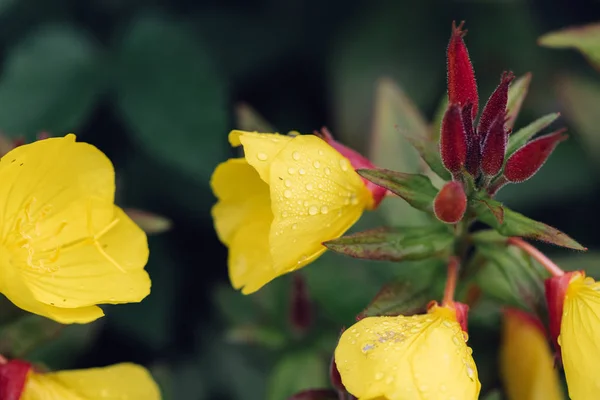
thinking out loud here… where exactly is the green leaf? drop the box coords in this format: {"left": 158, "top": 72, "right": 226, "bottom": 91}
{"left": 471, "top": 195, "right": 585, "bottom": 250}
{"left": 124, "top": 208, "right": 172, "bottom": 234}
{"left": 357, "top": 169, "right": 438, "bottom": 213}
{"left": 505, "top": 73, "right": 532, "bottom": 131}
{"left": 324, "top": 225, "right": 453, "bottom": 262}
{"left": 430, "top": 95, "right": 448, "bottom": 143}
{"left": 403, "top": 133, "right": 451, "bottom": 180}
{"left": 116, "top": 14, "right": 228, "bottom": 182}
{"left": 0, "top": 315, "right": 63, "bottom": 358}
{"left": 225, "top": 325, "right": 287, "bottom": 350}
{"left": 0, "top": 25, "right": 103, "bottom": 139}
{"left": 506, "top": 113, "right": 561, "bottom": 157}
{"left": 481, "top": 389, "right": 503, "bottom": 400}
{"left": 539, "top": 23, "right": 600, "bottom": 71}
{"left": 235, "top": 103, "right": 276, "bottom": 133}
{"left": 267, "top": 352, "right": 328, "bottom": 400}
{"left": 368, "top": 78, "right": 430, "bottom": 226}
{"left": 358, "top": 280, "right": 434, "bottom": 319}
{"left": 476, "top": 244, "right": 547, "bottom": 313}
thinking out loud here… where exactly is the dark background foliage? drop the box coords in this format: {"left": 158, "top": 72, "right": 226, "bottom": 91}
{"left": 0, "top": 0, "right": 599, "bottom": 399}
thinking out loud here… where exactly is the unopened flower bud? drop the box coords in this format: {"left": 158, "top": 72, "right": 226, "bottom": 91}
{"left": 447, "top": 21, "right": 479, "bottom": 119}
{"left": 480, "top": 115, "right": 507, "bottom": 177}
{"left": 477, "top": 71, "right": 514, "bottom": 138}
{"left": 0, "top": 359, "right": 31, "bottom": 400}
{"left": 440, "top": 104, "right": 468, "bottom": 175}
{"left": 434, "top": 181, "right": 467, "bottom": 224}
{"left": 504, "top": 130, "right": 567, "bottom": 183}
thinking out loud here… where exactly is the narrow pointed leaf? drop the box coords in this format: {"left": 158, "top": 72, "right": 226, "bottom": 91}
{"left": 539, "top": 23, "right": 600, "bottom": 71}
{"left": 324, "top": 226, "right": 453, "bottom": 262}
{"left": 505, "top": 73, "right": 532, "bottom": 131}
{"left": 471, "top": 196, "right": 585, "bottom": 250}
{"left": 235, "top": 103, "right": 276, "bottom": 132}
{"left": 358, "top": 280, "right": 434, "bottom": 319}
{"left": 506, "top": 113, "right": 560, "bottom": 157}
{"left": 403, "top": 133, "right": 452, "bottom": 180}
{"left": 478, "top": 72, "right": 514, "bottom": 138}
{"left": 504, "top": 130, "right": 568, "bottom": 182}
{"left": 447, "top": 21, "right": 478, "bottom": 118}
{"left": 430, "top": 96, "right": 448, "bottom": 142}
{"left": 357, "top": 169, "right": 438, "bottom": 212}
{"left": 481, "top": 116, "right": 507, "bottom": 176}
{"left": 440, "top": 104, "right": 468, "bottom": 174}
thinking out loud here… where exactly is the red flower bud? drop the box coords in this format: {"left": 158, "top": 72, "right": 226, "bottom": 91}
{"left": 504, "top": 130, "right": 568, "bottom": 183}
{"left": 440, "top": 104, "right": 468, "bottom": 175}
{"left": 463, "top": 103, "right": 481, "bottom": 177}
{"left": 0, "top": 359, "right": 31, "bottom": 400}
{"left": 433, "top": 181, "right": 467, "bottom": 224}
{"left": 318, "top": 128, "right": 387, "bottom": 207}
{"left": 477, "top": 71, "right": 514, "bottom": 139}
{"left": 545, "top": 272, "right": 578, "bottom": 360}
{"left": 453, "top": 301, "right": 470, "bottom": 334}
{"left": 480, "top": 115, "right": 507, "bottom": 177}
{"left": 289, "top": 274, "right": 312, "bottom": 335}
{"left": 447, "top": 21, "right": 478, "bottom": 119}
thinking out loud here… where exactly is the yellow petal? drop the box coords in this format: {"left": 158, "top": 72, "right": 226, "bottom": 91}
{"left": 335, "top": 306, "right": 480, "bottom": 400}
{"left": 21, "top": 363, "right": 161, "bottom": 400}
{"left": 268, "top": 134, "right": 372, "bottom": 274}
{"left": 211, "top": 158, "right": 270, "bottom": 246}
{"left": 229, "top": 130, "right": 292, "bottom": 182}
{"left": 500, "top": 309, "right": 563, "bottom": 400}
{"left": 0, "top": 135, "right": 149, "bottom": 323}
{"left": 560, "top": 273, "right": 600, "bottom": 399}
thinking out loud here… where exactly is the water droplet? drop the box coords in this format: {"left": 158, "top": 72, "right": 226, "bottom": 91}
{"left": 351, "top": 196, "right": 359, "bottom": 205}
{"left": 466, "top": 365, "right": 475, "bottom": 380}
{"left": 297, "top": 255, "right": 307, "bottom": 264}
{"left": 257, "top": 152, "right": 268, "bottom": 161}
{"left": 443, "top": 320, "right": 453, "bottom": 328}
{"left": 313, "top": 160, "right": 321, "bottom": 168}
{"left": 318, "top": 149, "right": 324, "bottom": 156}
{"left": 306, "top": 183, "right": 313, "bottom": 191}
{"left": 463, "top": 332, "right": 469, "bottom": 342}
{"left": 284, "top": 190, "right": 292, "bottom": 198}
{"left": 309, "top": 206, "right": 318, "bottom": 215}
{"left": 374, "top": 372, "right": 384, "bottom": 380}
{"left": 467, "top": 347, "right": 473, "bottom": 355}
{"left": 282, "top": 211, "right": 288, "bottom": 218}
{"left": 299, "top": 168, "right": 306, "bottom": 175}
{"left": 321, "top": 206, "right": 329, "bottom": 214}
{"left": 452, "top": 336, "right": 461, "bottom": 346}
{"left": 292, "top": 151, "right": 301, "bottom": 160}
{"left": 339, "top": 159, "right": 349, "bottom": 171}
{"left": 385, "top": 376, "right": 394, "bottom": 384}
{"left": 284, "top": 179, "right": 292, "bottom": 187}
{"left": 362, "top": 343, "right": 374, "bottom": 353}
{"left": 325, "top": 167, "right": 331, "bottom": 175}
{"left": 288, "top": 167, "right": 296, "bottom": 174}
{"left": 292, "top": 223, "right": 298, "bottom": 230}
{"left": 303, "top": 200, "right": 309, "bottom": 206}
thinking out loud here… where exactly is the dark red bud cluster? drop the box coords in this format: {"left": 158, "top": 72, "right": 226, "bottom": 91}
{"left": 0, "top": 359, "right": 31, "bottom": 400}
{"left": 440, "top": 22, "right": 565, "bottom": 194}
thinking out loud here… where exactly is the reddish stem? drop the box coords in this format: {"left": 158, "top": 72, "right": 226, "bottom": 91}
{"left": 443, "top": 256, "right": 460, "bottom": 306}
{"left": 508, "top": 237, "right": 565, "bottom": 277}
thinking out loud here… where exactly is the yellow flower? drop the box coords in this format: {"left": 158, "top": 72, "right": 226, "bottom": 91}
{"left": 557, "top": 272, "right": 600, "bottom": 399}
{"left": 500, "top": 308, "right": 563, "bottom": 400}
{"left": 0, "top": 135, "right": 150, "bottom": 324}
{"left": 211, "top": 131, "right": 374, "bottom": 294}
{"left": 334, "top": 304, "right": 480, "bottom": 400}
{"left": 20, "top": 362, "right": 161, "bottom": 399}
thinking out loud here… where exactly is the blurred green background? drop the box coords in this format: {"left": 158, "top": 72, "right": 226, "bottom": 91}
{"left": 0, "top": 0, "right": 599, "bottom": 399}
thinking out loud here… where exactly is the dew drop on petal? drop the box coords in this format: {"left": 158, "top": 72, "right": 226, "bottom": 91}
{"left": 284, "top": 190, "right": 292, "bottom": 198}
{"left": 292, "top": 223, "right": 298, "bottom": 230}
{"left": 385, "top": 376, "right": 394, "bottom": 384}
{"left": 318, "top": 149, "right": 324, "bottom": 156}
{"left": 339, "top": 158, "right": 349, "bottom": 171}
{"left": 306, "top": 183, "right": 313, "bottom": 191}
{"left": 374, "top": 372, "right": 384, "bottom": 380}
{"left": 284, "top": 179, "right": 292, "bottom": 187}
{"left": 299, "top": 168, "right": 306, "bottom": 175}
{"left": 309, "top": 206, "right": 318, "bottom": 215}
{"left": 257, "top": 152, "right": 268, "bottom": 161}
{"left": 303, "top": 200, "right": 309, "bottom": 206}
{"left": 282, "top": 211, "right": 288, "bottom": 217}
{"left": 292, "top": 151, "right": 301, "bottom": 160}
{"left": 288, "top": 167, "right": 296, "bottom": 174}
{"left": 320, "top": 206, "right": 329, "bottom": 214}
{"left": 313, "top": 160, "right": 321, "bottom": 168}
{"left": 325, "top": 167, "right": 331, "bottom": 175}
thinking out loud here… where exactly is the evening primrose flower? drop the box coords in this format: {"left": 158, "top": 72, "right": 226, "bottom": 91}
{"left": 0, "top": 135, "right": 150, "bottom": 324}
{"left": 545, "top": 271, "right": 600, "bottom": 400}
{"left": 500, "top": 308, "right": 563, "bottom": 400}
{"left": 334, "top": 303, "right": 480, "bottom": 400}
{"left": 211, "top": 130, "right": 383, "bottom": 294}
{"left": 0, "top": 359, "right": 160, "bottom": 399}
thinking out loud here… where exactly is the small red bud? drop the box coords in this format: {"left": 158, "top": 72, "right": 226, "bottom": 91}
{"left": 477, "top": 71, "right": 514, "bottom": 139}
{"left": 289, "top": 274, "right": 312, "bottom": 335}
{"left": 433, "top": 181, "right": 467, "bottom": 224}
{"left": 318, "top": 128, "right": 387, "bottom": 207}
{"left": 440, "top": 104, "right": 468, "bottom": 175}
{"left": 545, "top": 272, "right": 579, "bottom": 360}
{"left": 462, "top": 103, "right": 481, "bottom": 177}
{"left": 504, "top": 130, "right": 568, "bottom": 183}
{"left": 480, "top": 115, "right": 507, "bottom": 176}
{"left": 453, "top": 302, "right": 470, "bottom": 334}
{"left": 447, "top": 21, "right": 479, "bottom": 119}
{"left": 0, "top": 359, "right": 31, "bottom": 400}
